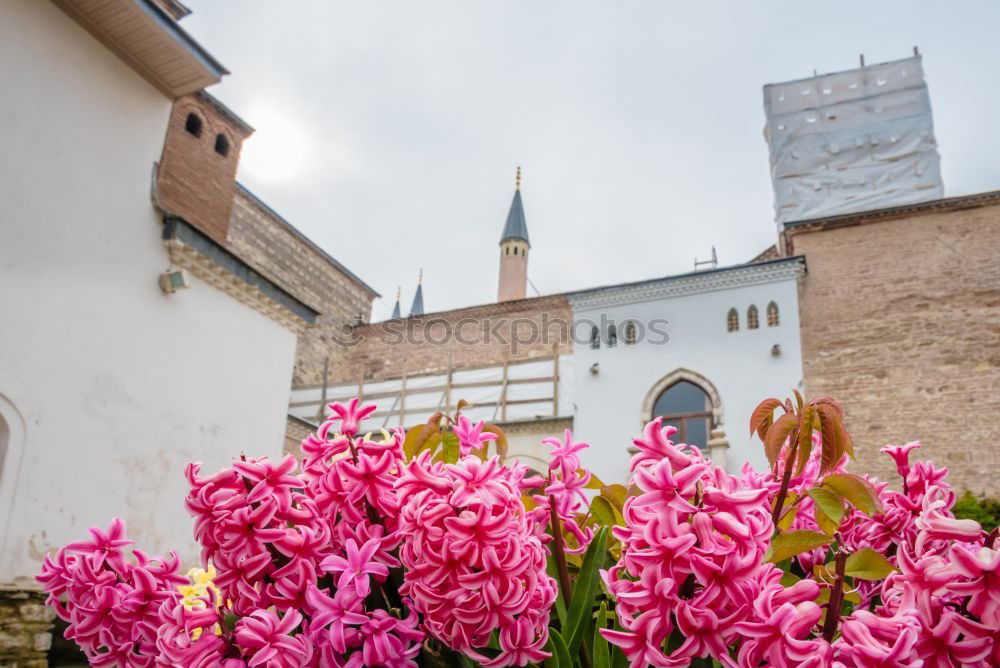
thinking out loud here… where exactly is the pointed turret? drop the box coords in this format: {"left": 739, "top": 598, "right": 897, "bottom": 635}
{"left": 498, "top": 166, "right": 530, "bottom": 302}
{"left": 409, "top": 270, "right": 424, "bottom": 317}
{"left": 390, "top": 286, "right": 401, "bottom": 319}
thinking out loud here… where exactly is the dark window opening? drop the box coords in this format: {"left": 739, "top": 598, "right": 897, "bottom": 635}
{"left": 607, "top": 324, "right": 617, "bottom": 347}
{"left": 652, "top": 380, "right": 712, "bottom": 448}
{"left": 214, "top": 133, "right": 230, "bottom": 157}
{"left": 727, "top": 308, "right": 739, "bottom": 332}
{"left": 185, "top": 113, "right": 202, "bottom": 137}
{"left": 767, "top": 301, "right": 780, "bottom": 327}
{"left": 748, "top": 305, "right": 759, "bottom": 329}
{"left": 590, "top": 326, "right": 600, "bottom": 349}
{"left": 624, "top": 322, "right": 638, "bottom": 345}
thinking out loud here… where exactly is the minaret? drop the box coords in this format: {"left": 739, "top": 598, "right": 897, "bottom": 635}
{"left": 498, "top": 166, "right": 530, "bottom": 302}
{"left": 390, "top": 286, "right": 401, "bottom": 319}
{"left": 409, "top": 270, "right": 424, "bottom": 317}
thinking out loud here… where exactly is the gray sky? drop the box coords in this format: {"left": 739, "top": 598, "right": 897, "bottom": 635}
{"left": 182, "top": 1, "right": 1000, "bottom": 320}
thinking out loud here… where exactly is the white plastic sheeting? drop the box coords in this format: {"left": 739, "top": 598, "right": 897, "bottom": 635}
{"left": 763, "top": 55, "right": 943, "bottom": 225}
{"left": 289, "top": 356, "right": 575, "bottom": 428}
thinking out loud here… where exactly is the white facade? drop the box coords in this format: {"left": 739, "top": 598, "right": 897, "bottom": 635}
{"left": 567, "top": 259, "right": 805, "bottom": 485}
{"left": 0, "top": 1, "right": 295, "bottom": 582}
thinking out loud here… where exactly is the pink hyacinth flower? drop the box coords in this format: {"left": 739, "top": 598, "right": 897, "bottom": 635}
{"left": 453, "top": 416, "right": 498, "bottom": 457}
{"left": 320, "top": 538, "right": 389, "bottom": 598}
{"left": 328, "top": 397, "right": 377, "bottom": 437}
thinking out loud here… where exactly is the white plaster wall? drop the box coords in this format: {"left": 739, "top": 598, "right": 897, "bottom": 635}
{"left": 569, "top": 274, "right": 803, "bottom": 486}
{"left": 0, "top": 1, "right": 296, "bottom": 581}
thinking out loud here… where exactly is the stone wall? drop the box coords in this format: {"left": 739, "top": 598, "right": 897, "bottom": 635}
{"left": 0, "top": 587, "right": 53, "bottom": 667}
{"left": 308, "top": 295, "right": 575, "bottom": 388}
{"left": 227, "top": 187, "right": 378, "bottom": 388}
{"left": 788, "top": 192, "right": 1000, "bottom": 495}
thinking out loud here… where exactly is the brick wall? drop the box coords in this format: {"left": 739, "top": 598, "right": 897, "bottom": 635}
{"left": 789, "top": 197, "right": 1000, "bottom": 494}
{"left": 0, "top": 587, "right": 53, "bottom": 667}
{"left": 156, "top": 93, "right": 251, "bottom": 244}
{"left": 226, "top": 188, "right": 377, "bottom": 387}
{"left": 309, "top": 295, "right": 575, "bottom": 388}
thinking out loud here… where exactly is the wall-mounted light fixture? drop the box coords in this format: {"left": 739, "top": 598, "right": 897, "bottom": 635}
{"left": 159, "top": 269, "right": 190, "bottom": 294}
{"left": 771, "top": 344, "right": 782, "bottom": 357}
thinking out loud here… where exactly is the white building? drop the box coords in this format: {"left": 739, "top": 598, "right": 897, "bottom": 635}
{"left": 567, "top": 258, "right": 805, "bottom": 483}
{"left": 0, "top": 1, "right": 372, "bottom": 627}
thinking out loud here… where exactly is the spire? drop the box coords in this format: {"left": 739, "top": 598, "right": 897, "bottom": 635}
{"left": 409, "top": 270, "right": 424, "bottom": 317}
{"left": 390, "top": 286, "right": 401, "bottom": 319}
{"left": 500, "top": 166, "right": 529, "bottom": 245}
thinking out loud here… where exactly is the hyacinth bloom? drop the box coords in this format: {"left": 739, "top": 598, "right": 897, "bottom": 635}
{"left": 452, "top": 415, "right": 498, "bottom": 457}
{"left": 37, "top": 397, "right": 1000, "bottom": 667}
{"left": 395, "top": 451, "right": 556, "bottom": 663}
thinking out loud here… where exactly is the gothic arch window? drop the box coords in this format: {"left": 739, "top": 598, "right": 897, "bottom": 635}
{"left": 214, "top": 133, "right": 230, "bottom": 157}
{"left": 767, "top": 301, "right": 780, "bottom": 327}
{"left": 747, "top": 305, "right": 759, "bottom": 329}
{"left": 623, "top": 322, "right": 638, "bottom": 345}
{"left": 590, "top": 326, "right": 600, "bottom": 349}
{"left": 652, "top": 380, "right": 712, "bottom": 448}
{"left": 185, "top": 112, "right": 202, "bottom": 137}
{"left": 607, "top": 324, "right": 617, "bottom": 347}
{"left": 727, "top": 308, "right": 739, "bottom": 332}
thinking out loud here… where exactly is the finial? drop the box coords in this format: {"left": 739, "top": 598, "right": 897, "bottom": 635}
{"left": 418, "top": 268, "right": 423, "bottom": 285}
{"left": 396, "top": 285, "right": 401, "bottom": 301}
{"left": 515, "top": 165, "right": 521, "bottom": 191}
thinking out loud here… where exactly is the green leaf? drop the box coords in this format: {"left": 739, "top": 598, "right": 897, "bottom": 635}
{"left": 590, "top": 496, "right": 621, "bottom": 528}
{"left": 808, "top": 486, "right": 846, "bottom": 531}
{"left": 441, "top": 431, "right": 460, "bottom": 464}
{"left": 545, "top": 557, "right": 567, "bottom": 627}
{"left": 565, "top": 526, "right": 609, "bottom": 655}
{"left": 403, "top": 424, "right": 436, "bottom": 460}
{"left": 584, "top": 471, "right": 607, "bottom": 489}
{"left": 779, "top": 571, "right": 801, "bottom": 588}
{"left": 822, "top": 473, "right": 884, "bottom": 516}
{"left": 766, "top": 530, "right": 832, "bottom": 563}
{"left": 546, "top": 628, "right": 572, "bottom": 668}
{"left": 601, "top": 485, "right": 629, "bottom": 512}
{"left": 844, "top": 548, "right": 898, "bottom": 580}
{"left": 593, "top": 602, "right": 610, "bottom": 668}
{"left": 777, "top": 492, "right": 799, "bottom": 530}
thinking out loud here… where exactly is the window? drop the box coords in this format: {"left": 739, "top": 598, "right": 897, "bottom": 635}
{"left": 747, "top": 305, "right": 759, "bottom": 329}
{"left": 767, "top": 301, "right": 779, "bottom": 327}
{"left": 185, "top": 113, "right": 202, "bottom": 137}
{"left": 214, "top": 133, "right": 230, "bottom": 157}
{"left": 624, "top": 322, "right": 638, "bottom": 345}
{"left": 607, "top": 324, "right": 617, "bottom": 347}
{"left": 652, "top": 380, "right": 712, "bottom": 448}
{"left": 590, "top": 326, "right": 600, "bottom": 349}
{"left": 727, "top": 308, "right": 739, "bottom": 332}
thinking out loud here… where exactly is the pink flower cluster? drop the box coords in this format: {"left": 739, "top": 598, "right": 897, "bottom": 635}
{"left": 528, "top": 429, "right": 594, "bottom": 554}
{"left": 37, "top": 519, "right": 187, "bottom": 666}
{"left": 602, "top": 419, "right": 999, "bottom": 667}
{"left": 395, "top": 451, "right": 558, "bottom": 666}
{"left": 602, "top": 418, "right": 830, "bottom": 666}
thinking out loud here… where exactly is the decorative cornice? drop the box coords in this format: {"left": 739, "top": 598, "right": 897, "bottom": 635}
{"left": 568, "top": 257, "right": 805, "bottom": 311}
{"left": 162, "top": 217, "right": 317, "bottom": 334}
{"left": 497, "top": 416, "right": 573, "bottom": 434}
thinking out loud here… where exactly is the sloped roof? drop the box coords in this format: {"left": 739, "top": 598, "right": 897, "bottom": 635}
{"left": 501, "top": 190, "right": 529, "bottom": 244}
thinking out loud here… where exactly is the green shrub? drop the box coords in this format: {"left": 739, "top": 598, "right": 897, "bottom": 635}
{"left": 952, "top": 490, "right": 1000, "bottom": 532}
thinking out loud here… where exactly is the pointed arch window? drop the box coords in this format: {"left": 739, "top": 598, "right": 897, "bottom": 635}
{"left": 747, "top": 305, "right": 759, "bottom": 329}
{"left": 727, "top": 308, "right": 739, "bottom": 332}
{"left": 607, "top": 324, "right": 617, "bottom": 347}
{"left": 652, "top": 380, "right": 712, "bottom": 447}
{"left": 590, "top": 326, "right": 600, "bottom": 349}
{"left": 767, "top": 301, "right": 779, "bottom": 327}
{"left": 214, "top": 133, "right": 230, "bottom": 157}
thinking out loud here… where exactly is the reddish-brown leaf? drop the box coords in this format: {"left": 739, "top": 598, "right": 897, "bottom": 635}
{"left": 750, "top": 398, "right": 782, "bottom": 441}
{"left": 795, "top": 405, "right": 815, "bottom": 474}
{"left": 793, "top": 389, "right": 804, "bottom": 414}
{"left": 765, "top": 413, "right": 798, "bottom": 471}
{"left": 815, "top": 403, "right": 844, "bottom": 474}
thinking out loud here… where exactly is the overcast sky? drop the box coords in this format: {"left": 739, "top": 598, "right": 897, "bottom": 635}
{"left": 182, "top": 1, "right": 1000, "bottom": 320}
